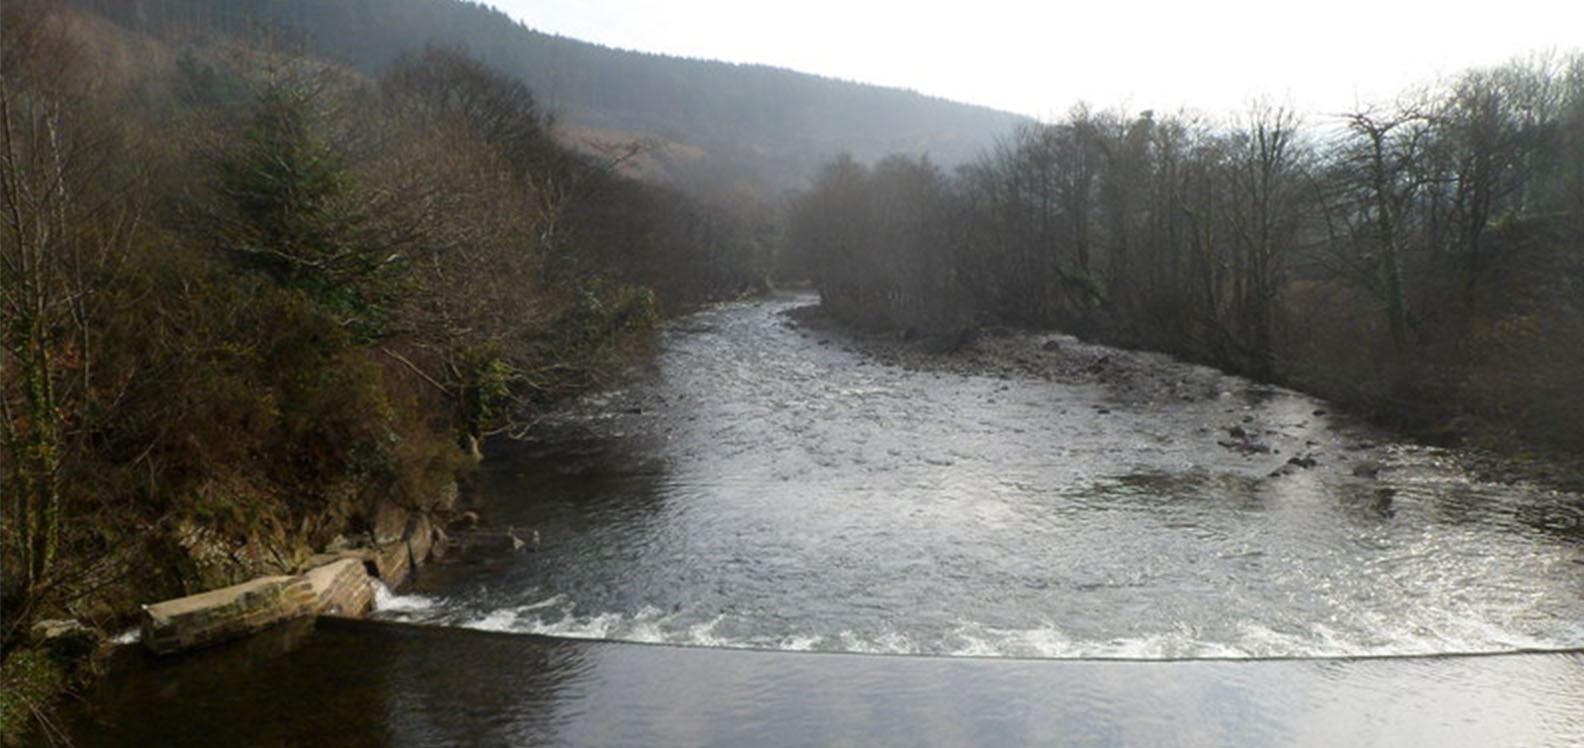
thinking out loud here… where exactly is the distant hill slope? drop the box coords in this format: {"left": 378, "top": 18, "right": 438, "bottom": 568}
{"left": 68, "top": 0, "right": 1029, "bottom": 195}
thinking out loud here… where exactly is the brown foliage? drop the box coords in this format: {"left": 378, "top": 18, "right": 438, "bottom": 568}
{"left": 797, "top": 56, "right": 1584, "bottom": 459}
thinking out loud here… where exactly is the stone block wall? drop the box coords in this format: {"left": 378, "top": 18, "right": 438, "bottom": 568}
{"left": 138, "top": 484, "right": 455, "bottom": 655}
{"left": 140, "top": 576, "right": 302, "bottom": 655}
{"left": 140, "top": 558, "right": 378, "bottom": 654}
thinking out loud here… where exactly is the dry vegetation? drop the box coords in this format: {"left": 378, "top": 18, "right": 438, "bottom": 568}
{"left": 0, "top": 4, "right": 767, "bottom": 738}
{"left": 789, "top": 59, "right": 1584, "bottom": 460}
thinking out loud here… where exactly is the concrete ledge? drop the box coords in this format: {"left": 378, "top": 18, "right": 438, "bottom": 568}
{"left": 140, "top": 558, "right": 378, "bottom": 654}
{"left": 138, "top": 487, "right": 458, "bottom": 655}
{"left": 140, "top": 576, "right": 300, "bottom": 655}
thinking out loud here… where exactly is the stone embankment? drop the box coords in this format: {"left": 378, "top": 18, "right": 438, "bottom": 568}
{"left": 139, "top": 494, "right": 451, "bottom": 655}
{"left": 140, "top": 559, "right": 373, "bottom": 654}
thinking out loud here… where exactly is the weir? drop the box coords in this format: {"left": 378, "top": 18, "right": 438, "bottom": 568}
{"left": 54, "top": 618, "right": 1584, "bottom": 747}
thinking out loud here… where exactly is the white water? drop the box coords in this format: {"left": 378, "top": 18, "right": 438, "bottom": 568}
{"left": 375, "top": 294, "right": 1584, "bottom": 659}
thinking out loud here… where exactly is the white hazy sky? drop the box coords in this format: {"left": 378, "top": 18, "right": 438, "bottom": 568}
{"left": 487, "top": 0, "right": 1581, "bottom": 120}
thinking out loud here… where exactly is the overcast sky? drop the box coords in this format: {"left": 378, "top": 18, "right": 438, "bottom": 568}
{"left": 487, "top": 0, "right": 1580, "bottom": 120}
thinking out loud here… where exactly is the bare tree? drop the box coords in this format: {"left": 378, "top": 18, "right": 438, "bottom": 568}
{"left": 1340, "top": 105, "right": 1431, "bottom": 353}
{"left": 0, "top": 3, "right": 145, "bottom": 643}
{"left": 1222, "top": 102, "right": 1309, "bottom": 375}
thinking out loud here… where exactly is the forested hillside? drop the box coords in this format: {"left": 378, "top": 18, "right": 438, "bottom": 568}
{"left": 0, "top": 2, "right": 775, "bottom": 729}
{"left": 63, "top": 0, "right": 1029, "bottom": 195}
{"left": 790, "top": 61, "right": 1584, "bottom": 456}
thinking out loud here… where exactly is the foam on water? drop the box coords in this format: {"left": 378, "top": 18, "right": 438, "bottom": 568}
{"left": 380, "top": 296, "right": 1584, "bottom": 662}
{"left": 373, "top": 588, "right": 1584, "bottom": 660}
{"left": 372, "top": 581, "right": 441, "bottom": 615}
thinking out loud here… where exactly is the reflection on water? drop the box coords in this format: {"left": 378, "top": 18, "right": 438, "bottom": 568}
{"left": 56, "top": 621, "right": 1584, "bottom": 747}
{"left": 385, "top": 294, "right": 1584, "bottom": 659}
{"left": 51, "top": 293, "right": 1584, "bottom": 746}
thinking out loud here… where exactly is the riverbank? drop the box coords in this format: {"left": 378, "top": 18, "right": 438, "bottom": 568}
{"left": 0, "top": 473, "right": 466, "bottom": 747}
{"left": 3, "top": 9, "right": 771, "bottom": 745}
{"left": 783, "top": 303, "right": 1584, "bottom": 495}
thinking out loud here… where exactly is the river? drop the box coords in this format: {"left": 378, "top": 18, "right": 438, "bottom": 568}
{"left": 385, "top": 292, "right": 1583, "bottom": 659}
{"left": 53, "top": 292, "right": 1584, "bottom": 745}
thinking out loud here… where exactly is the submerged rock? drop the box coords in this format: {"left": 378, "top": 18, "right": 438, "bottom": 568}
{"left": 1218, "top": 439, "right": 1272, "bottom": 455}
{"left": 448, "top": 526, "right": 540, "bottom": 561}
{"left": 446, "top": 511, "right": 481, "bottom": 533}
{"left": 31, "top": 618, "right": 92, "bottom": 641}
{"left": 1352, "top": 460, "right": 1384, "bottom": 478}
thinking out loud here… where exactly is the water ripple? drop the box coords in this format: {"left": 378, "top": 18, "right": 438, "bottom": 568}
{"left": 387, "top": 293, "right": 1584, "bottom": 660}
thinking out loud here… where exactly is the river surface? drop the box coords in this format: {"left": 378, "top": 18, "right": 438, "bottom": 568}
{"left": 52, "top": 292, "right": 1584, "bottom": 746}
{"left": 64, "top": 619, "right": 1584, "bottom": 747}
{"left": 383, "top": 292, "right": 1584, "bottom": 659}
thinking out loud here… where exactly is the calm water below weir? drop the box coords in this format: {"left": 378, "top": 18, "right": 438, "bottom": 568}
{"left": 64, "top": 619, "right": 1584, "bottom": 747}
{"left": 56, "top": 292, "right": 1584, "bottom": 745}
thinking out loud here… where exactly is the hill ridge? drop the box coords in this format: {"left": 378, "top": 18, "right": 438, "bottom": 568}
{"left": 70, "top": 0, "right": 1028, "bottom": 193}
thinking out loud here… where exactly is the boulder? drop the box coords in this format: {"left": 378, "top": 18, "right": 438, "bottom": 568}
{"left": 1352, "top": 460, "right": 1384, "bottom": 478}
{"left": 1218, "top": 439, "right": 1271, "bottom": 455}
{"left": 31, "top": 619, "right": 100, "bottom": 661}
{"left": 326, "top": 532, "right": 371, "bottom": 553}
{"left": 372, "top": 541, "right": 413, "bottom": 587}
{"left": 298, "top": 558, "right": 376, "bottom": 617}
{"left": 446, "top": 511, "right": 481, "bottom": 533}
{"left": 430, "top": 481, "right": 461, "bottom": 512}
{"left": 428, "top": 525, "right": 449, "bottom": 561}
{"left": 31, "top": 618, "right": 92, "bottom": 642}
{"left": 300, "top": 511, "right": 444, "bottom": 588}
{"left": 372, "top": 500, "right": 410, "bottom": 546}
{"left": 406, "top": 514, "right": 435, "bottom": 567}
{"left": 448, "top": 526, "right": 539, "bottom": 562}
